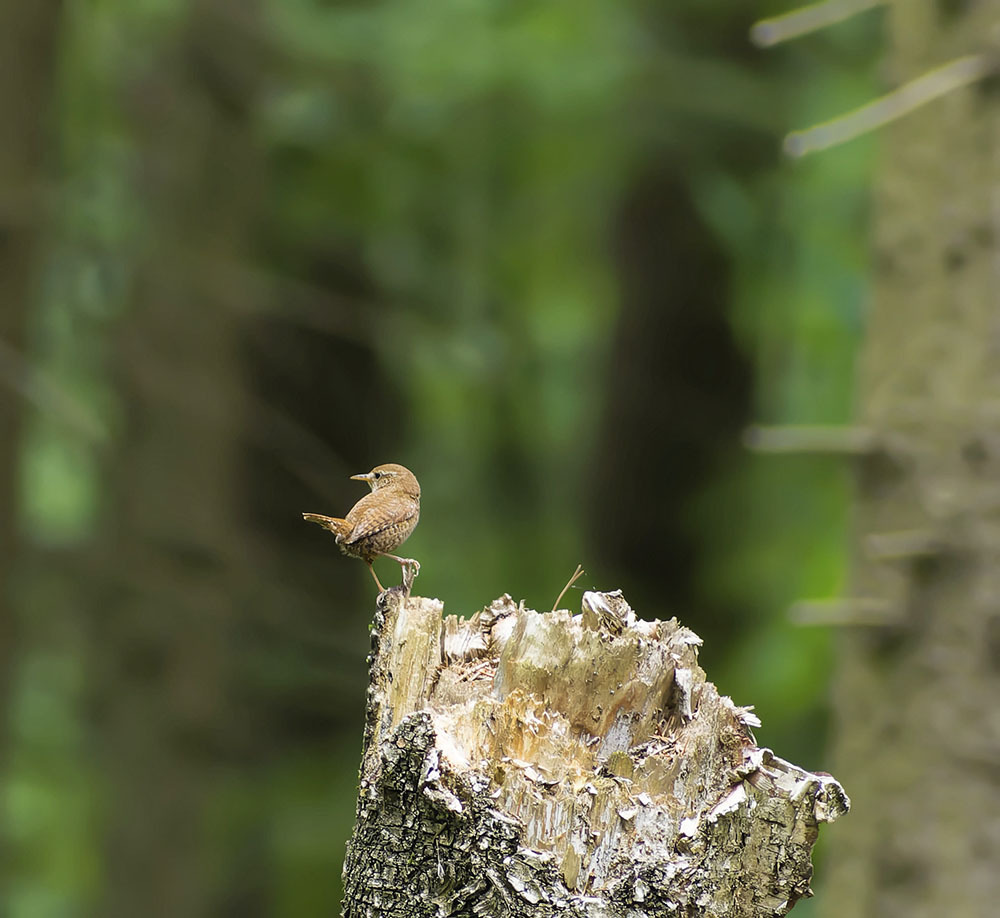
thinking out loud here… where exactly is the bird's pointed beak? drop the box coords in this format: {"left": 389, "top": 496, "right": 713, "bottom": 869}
{"left": 350, "top": 472, "right": 374, "bottom": 483}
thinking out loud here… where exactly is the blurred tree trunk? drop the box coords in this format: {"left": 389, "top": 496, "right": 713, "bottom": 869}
{"left": 91, "top": 2, "right": 264, "bottom": 915}
{"left": 587, "top": 5, "right": 760, "bottom": 660}
{"left": 0, "top": 0, "right": 63, "bottom": 842}
{"left": 823, "top": 4, "right": 1000, "bottom": 916}
{"left": 592, "top": 168, "right": 751, "bottom": 649}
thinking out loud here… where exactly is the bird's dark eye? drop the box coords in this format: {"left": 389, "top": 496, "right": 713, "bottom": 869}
{"left": 374, "top": 472, "right": 382, "bottom": 480}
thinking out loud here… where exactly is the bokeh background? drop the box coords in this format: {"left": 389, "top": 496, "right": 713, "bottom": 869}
{"left": 1, "top": 0, "right": 884, "bottom": 915}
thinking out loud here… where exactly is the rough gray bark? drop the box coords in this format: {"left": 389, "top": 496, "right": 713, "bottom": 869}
{"left": 821, "top": 3, "right": 1000, "bottom": 916}
{"left": 342, "top": 588, "right": 848, "bottom": 917}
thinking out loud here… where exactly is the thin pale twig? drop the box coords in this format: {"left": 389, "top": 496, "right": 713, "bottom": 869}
{"left": 751, "top": 0, "right": 883, "bottom": 48}
{"left": 552, "top": 563, "right": 585, "bottom": 612}
{"left": 784, "top": 54, "right": 994, "bottom": 157}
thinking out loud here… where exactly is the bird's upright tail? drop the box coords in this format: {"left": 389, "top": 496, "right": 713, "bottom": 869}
{"left": 302, "top": 512, "right": 351, "bottom": 539}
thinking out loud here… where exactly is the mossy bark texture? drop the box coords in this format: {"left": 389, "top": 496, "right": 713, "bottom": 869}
{"left": 342, "top": 590, "right": 847, "bottom": 917}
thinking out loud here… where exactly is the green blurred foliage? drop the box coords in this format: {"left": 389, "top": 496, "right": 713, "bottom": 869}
{"left": 5, "top": 0, "right": 880, "bottom": 913}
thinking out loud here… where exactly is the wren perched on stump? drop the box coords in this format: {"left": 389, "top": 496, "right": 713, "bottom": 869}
{"left": 303, "top": 463, "right": 421, "bottom": 593}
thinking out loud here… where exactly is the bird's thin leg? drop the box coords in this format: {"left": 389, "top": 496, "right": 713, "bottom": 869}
{"left": 367, "top": 561, "right": 386, "bottom": 593}
{"left": 381, "top": 552, "right": 420, "bottom": 575}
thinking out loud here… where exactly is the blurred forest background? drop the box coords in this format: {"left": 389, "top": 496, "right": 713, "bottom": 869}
{"left": 0, "top": 0, "right": 887, "bottom": 915}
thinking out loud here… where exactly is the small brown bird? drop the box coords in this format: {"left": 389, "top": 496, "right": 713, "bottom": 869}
{"left": 303, "top": 463, "right": 421, "bottom": 592}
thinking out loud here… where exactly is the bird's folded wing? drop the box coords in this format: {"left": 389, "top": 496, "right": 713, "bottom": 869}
{"left": 344, "top": 497, "right": 417, "bottom": 545}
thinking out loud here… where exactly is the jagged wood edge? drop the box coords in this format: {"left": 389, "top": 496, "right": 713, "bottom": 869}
{"left": 342, "top": 592, "right": 848, "bottom": 918}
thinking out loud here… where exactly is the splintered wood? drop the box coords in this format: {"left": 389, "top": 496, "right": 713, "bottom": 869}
{"left": 342, "top": 591, "right": 848, "bottom": 918}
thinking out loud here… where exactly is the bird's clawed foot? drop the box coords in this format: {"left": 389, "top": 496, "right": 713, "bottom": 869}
{"left": 399, "top": 558, "right": 420, "bottom": 594}
{"left": 371, "top": 556, "right": 421, "bottom": 599}
{"left": 383, "top": 552, "right": 419, "bottom": 571}
{"left": 382, "top": 553, "right": 420, "bottom": 586}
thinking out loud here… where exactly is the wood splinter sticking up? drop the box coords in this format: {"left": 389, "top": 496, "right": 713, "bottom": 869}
{"left": 341, "top": 588, "right": 850, "bottom": 918}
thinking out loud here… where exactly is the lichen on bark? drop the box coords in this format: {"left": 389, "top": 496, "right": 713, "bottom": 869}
{"left": 342, "top": 590, "right": 848, "bottom": 917}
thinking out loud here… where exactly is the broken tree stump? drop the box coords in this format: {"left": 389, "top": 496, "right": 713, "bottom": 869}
{"left": 341, "top": 590, "right": 848, "bottom": 917}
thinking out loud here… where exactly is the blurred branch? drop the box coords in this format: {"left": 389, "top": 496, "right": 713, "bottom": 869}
{"left": 205, "top": 254, "right": 449, "bottom": 344}
{"left": 750, "top": 0, "right": 884, "bottom": 48}
{"left": 784, "top": 53, "right": 995, "bottom": 157}
{"left": 789, "top": 597, "right": 901, "bottom": 626}
{"left": 247, "top": 399, "right": 356, "bottom": 503}
{"left": 0, "top": 334, "right": 106, "bottom": 442}
{"left": 744, "top": 424, "right": 878, "bottom": 454}
{"left": 652, "top": 55, "right": 790, "bottom": 133}
{"left": 865, "top": 528, "right": 945, "bottom": 561}
{"left": 211, "top": 257, "right": 375, "bottom": 343}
